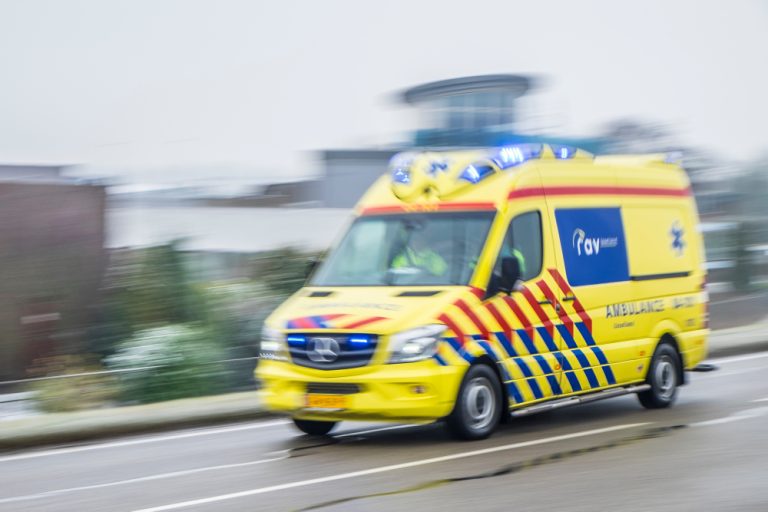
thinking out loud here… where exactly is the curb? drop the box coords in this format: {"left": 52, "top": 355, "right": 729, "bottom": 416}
{"left": 0, "top": 409, "right": 278, "bottom": 452}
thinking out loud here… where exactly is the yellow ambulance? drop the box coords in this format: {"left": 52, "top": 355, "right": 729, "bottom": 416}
{"left": 257, "top": 144, "right": 708, "bottom": 440}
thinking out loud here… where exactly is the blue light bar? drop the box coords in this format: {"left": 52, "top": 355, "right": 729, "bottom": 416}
{"left": 348, "top": 334, "right": 371, "bottom": 349}
{"left": 492, "top": 144, "right": 543, "bottom": 169}
{"left": 550, "top": 144, "right": 577, "bottom": 159}
{"left": 286, "top": 335, "right": 307, "bottom": 347}
{"left": 391, "top": 167, "right": 411, "bottom": 184}
{"left": 459, "top": 164, "right": 494, "bottom": 184}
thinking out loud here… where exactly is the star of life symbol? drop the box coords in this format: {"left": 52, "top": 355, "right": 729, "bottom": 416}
{"left": 670, "top": 221, "right": 685, "bottom": 256}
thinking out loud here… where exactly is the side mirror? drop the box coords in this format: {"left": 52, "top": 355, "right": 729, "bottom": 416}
{"left": 305, "top": 258, "right": 319, "bottom": 279}
{"left": 500, "top": 256, "right": 521, "bottom": 293}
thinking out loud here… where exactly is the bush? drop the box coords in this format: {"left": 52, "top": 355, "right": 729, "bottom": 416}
{"left": 106, "top": 325, "right": 228, "bottom": 404}
{"left": 27, "top": 355, "right": 118, "bottom": 413}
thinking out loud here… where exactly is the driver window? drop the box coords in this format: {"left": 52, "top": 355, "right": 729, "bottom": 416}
{"left": 487, "top": 211, "right": 543, "bottom": 295}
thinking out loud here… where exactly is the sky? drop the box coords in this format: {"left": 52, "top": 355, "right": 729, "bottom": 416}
{"left": 0, "top": 0, "right": 766, "bottom": 182}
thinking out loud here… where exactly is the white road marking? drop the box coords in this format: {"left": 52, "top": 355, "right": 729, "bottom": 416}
{"left": 0, "top": 454, "right": 288, "bottom": 505}
{"left": 0, "top": 419, "right": 290, "bottom": 464}
{"left": 708, "top": 351, "right": 768, "bottom": 364}
{"left": 699, "top": 365, "right": 768, "bottom": 379}
{"left": 131, "top": 422, "right": 650, "bottom": 512}
{"left": 752, "top": 398, "right": 768, "bottom": 403}
{"left": 692, "top": 407, "right": 768, "bottom": 427}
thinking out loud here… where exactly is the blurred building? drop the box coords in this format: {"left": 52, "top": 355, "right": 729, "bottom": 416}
{"left": 0, "top": 164, "right": 72, "bottom": 183}
{"left": 0, "top": 170, "right": 106, "bottom": 380}
{"left": 321, "top": 74, "right": 607, "bottom": 207}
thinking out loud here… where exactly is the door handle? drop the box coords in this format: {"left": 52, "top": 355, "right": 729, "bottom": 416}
{"left": 538, "top": 299, "right": 552, "bottom": 305}
{"left": 561, "top": 296, "right": 576, "bottom": 302}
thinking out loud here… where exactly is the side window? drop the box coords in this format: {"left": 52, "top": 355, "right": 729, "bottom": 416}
{"left": 488, "top": 211, "right": 543, "bottom": 295}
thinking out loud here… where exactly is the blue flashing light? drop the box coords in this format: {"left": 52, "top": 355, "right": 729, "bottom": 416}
{"left": 392, "top": 167, "right": 411, "bottom": 184}
{"left": 492, "top": 144, "right": 543, "bottom": 169}
{"left": 348, "top": 334, "right": 371, "bottom": 349}
{"left": 551, "top": 144, "right": 577, "bottom": 159}
{"left": 459, "top": 164, "right": 494, "bottom": 184}
{"left": 428, "top": 160, "right": 448, "bottom": 175}
{"left": 286, "top": 334, "right": 307, "bottom": 347}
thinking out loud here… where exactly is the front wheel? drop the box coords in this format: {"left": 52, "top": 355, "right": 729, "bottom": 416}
{"left": 292, "top": 418, "right": 337, "bottom": 436}
{"left": 638, "top": 342, "right": 681, "bottom": 409}
{"left": 446, "top": 364, "right": 502, "bottom": 440}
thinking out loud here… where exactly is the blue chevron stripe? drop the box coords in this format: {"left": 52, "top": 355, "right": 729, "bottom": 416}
{"left": 558, "top": 353, "right": 583, "bottom": 392}
{"left": 557, "top": 324, "right": 579, "bottom": 349}
{"left": 444, "top": 337, "right": 473, "bottom": 363}
{"left": 495, "top": 331, "right": 517, "bottom": 357}
{"left": 536, "top": 326, "right": 558, "bottom": 352}
{"left": 515, "top": 329, "right": 538, "bottom": 355}
{"left": 507, "top": 382, "right": 524, "bottom": 404}
{"left": 576, "top": 322, "right": 596, "bottom": 346}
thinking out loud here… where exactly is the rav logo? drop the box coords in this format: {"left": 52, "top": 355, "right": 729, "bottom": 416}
{"left": 573, "top": 228, "right": 599, "bottom": 256}
{"left": 572, "top": 228, "right": 618, "bottom": 256}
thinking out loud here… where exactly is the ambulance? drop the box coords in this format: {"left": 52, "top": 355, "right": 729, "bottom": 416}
{"left": 257, "top": 144, "right": 708, "bottom": 440}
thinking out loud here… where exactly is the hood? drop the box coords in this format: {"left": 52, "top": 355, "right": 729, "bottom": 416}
{"left": 267, "top": 286, "right": 476, "bottom": 334}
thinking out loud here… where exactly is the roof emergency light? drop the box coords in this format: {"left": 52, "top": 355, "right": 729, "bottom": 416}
{"left": 550, "top": 144, "right": 577, "bottom": 159}
{"left": 492, "top": 144, "right": 543, "bottom": 169}
{"left": 459, "top": 164, "right": 495, "bottom": 184}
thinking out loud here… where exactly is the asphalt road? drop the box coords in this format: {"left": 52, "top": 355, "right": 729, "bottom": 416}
{"left": 1, "top": 352, "right": 768, "bottom": 512}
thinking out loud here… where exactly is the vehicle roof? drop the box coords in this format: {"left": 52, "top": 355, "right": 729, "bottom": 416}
{"left": 355, "top": 144, "right": 691, "bottom": 215}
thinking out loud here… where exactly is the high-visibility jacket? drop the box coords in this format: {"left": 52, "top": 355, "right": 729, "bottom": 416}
{"left": 392, "top": 247, "right": 448, "bottom": 276}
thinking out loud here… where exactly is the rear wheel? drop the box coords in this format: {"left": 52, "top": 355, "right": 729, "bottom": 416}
{"left": 638, "top": 342, "right": 681, "bottom": 409}
{"left": 292, "top": 418, "right": 337, "bottom": 436}
{"left": 446, "top": 364, "right": 502, "bottom": 440}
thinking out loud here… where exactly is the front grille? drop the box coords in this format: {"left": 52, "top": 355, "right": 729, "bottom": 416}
{"left": 306, "top": 382, "right": 362, "bottom": 394}
{"left": 288, "top": 333, "right": 378, "bottom": 370}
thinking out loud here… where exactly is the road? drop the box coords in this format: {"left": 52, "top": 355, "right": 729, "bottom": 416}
{"left": 1, "top": 352, "right": 767, "bottom": 512}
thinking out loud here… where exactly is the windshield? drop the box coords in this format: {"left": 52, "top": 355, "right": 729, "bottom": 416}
{"left": 311, "top": 212, "right": 495, "bottom": 286}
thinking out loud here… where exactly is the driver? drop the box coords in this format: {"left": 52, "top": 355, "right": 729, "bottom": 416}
{"left": 391, "top": 231, "right": 448, "bottom": 277}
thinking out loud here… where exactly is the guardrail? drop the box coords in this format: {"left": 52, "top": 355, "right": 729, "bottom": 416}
{"left": 0, "top": 356, "right": 260, "bottom": 387}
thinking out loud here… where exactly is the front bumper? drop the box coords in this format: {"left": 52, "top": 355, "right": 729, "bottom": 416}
{"left": 257, "top": 359, "right": 464, "bottom": 422}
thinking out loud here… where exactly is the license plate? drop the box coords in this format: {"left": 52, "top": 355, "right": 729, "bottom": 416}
{"left": 305, "top": 394, "right": 348, "bottom": 409}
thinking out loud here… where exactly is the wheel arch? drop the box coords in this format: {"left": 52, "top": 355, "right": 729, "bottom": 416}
{"left": 654, "top": 332, "right": 686, "bottom": 386}
{"left": 470, "top": 354, "right": 510, "bottom": 422}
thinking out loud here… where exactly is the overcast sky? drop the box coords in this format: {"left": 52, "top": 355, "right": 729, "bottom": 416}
{"left": 0, "top": 0, "right": 766, "bottom": 180}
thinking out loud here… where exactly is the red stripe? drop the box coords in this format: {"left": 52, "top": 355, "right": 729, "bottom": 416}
{"left": 503, "top": 296, "right": 535, "bottom": 341}
{"left": 361, "top": 202, "right": 496, "bottom": 215}
{"left": 520, "top": 286, "right": 555, "bottom": 337}
{"left": 455, "top": 299, "right": 491, "bottom": 341}
{"left": 438, "top": 312, "right": 467, "bottom": 346}
{"left": 548, "top": 268, "right": 591, "bottom": 330}
{"left": 508, "top": 185, "right": 690, "bottom": 200}
{"left": 469, "top": 287, "right": 485, "bottom": 300}
{"left": 321, "top": 313, "right": 347, "bottom": 328}
{"left": 339, "top": 316, "right": 386, "bottom": 330}
{"left": 486, "top": 302, "right": 513, "bottom": 340}
{"left": 536, "top": 279, "right": 573, "bottom": 335}
{"left": 292, "top": 317, "right": 315, "bottom": 329}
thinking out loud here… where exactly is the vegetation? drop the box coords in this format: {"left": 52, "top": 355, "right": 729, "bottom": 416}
{"left": 66, "top": 242, "right": 315, "bottom": 405}
{"left": 28, "top": 355, "right": 118, "bottom": 413}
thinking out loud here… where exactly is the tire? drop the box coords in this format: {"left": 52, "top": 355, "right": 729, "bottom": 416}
{"left": 638, "top": 342, "right": 681, "bottom": 409}
{"left": 446, "top": 364, "right": 503, "bottom": 440}
{"left": 292, "top": 418, "right": 337, "bottom": 436}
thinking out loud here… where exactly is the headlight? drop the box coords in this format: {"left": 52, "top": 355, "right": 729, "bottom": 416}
{"left": 388, "top": 324, "right": 446, "bottom": 364}
{"left": 259, "top": 325, "right": 288, "bottom": 362}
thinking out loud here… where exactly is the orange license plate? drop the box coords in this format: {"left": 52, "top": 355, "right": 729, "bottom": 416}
{"left": 305, "top": 394, "right": 348, "bottom": 409}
